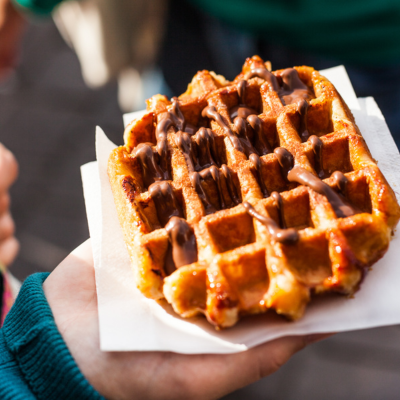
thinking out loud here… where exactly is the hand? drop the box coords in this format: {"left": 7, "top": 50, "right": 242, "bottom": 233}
{"left": 44, "top": 240, "right": 331, "bottom": 400}
{"left": 0, "top": 0, "right": 25, "bottom": 80}
{"left": 0, "top": 143, "right": 19, "bottom": 265}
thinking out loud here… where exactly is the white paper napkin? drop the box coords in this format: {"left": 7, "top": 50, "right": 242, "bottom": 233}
{"left": 81, "top": 66, "right": 400, "bottom": 354}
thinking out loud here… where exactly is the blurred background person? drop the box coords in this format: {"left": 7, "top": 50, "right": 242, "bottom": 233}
{"left": 158, "top": 0, "right": 400, "bottom": 145}
{"left": 1, "top": 0, "right": 400, "bottom": 398}
{"left": 0, "top": 0, "right": 25, "bottom": 80}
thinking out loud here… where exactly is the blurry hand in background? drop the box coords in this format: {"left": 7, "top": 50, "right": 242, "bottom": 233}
{"left": 0, "top": 0, "right": 25, "bottom": 80}
{"left": 0, "top": 143, "right": 19, "bottom": 265}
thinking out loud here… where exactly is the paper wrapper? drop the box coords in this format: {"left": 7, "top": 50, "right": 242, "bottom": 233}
{"left": 81, "top": 66, "right": 400, "bottom": 354}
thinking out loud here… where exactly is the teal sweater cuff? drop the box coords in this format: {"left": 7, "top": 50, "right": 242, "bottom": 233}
{"left": 1, "top": 272, "right": 104, "bottom": 400}
{"left": 12, "top": 0, "right": 62, "bottom": 15}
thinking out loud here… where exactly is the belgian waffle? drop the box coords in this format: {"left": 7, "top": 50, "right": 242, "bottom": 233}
{"left": 108, "top": 56, "right": 400, "bottom": 328}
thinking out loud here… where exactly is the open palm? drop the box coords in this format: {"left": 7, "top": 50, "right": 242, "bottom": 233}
{"left": 44, "top": 240, "right": 329, "bottom": 400}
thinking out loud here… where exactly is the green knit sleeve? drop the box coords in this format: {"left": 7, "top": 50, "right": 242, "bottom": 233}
{"left": 12, "top": 0, "right": 63, "bottom": 15}
{"left": 0, "top": 273, "right": 105, "bottom": 400}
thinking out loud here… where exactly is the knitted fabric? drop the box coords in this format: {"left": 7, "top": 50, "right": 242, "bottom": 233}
{"left": 0, "top": 273, "right": 104, "bottom": 400}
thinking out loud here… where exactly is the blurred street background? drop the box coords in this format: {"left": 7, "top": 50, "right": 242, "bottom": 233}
{"left": 2, "top": 17, "right": 400, "bottom": 400}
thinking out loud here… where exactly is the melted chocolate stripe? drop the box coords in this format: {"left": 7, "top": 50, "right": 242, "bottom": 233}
{"left": 149, "top": 181, "right": 183, "bottom": 226}
{"left": 288, "top": 166, "right": 355, "bottom": 218}
{"left": 155, "top": 119, "right": 172, "bottom": 179}
{"left": 165, "top": 216, "right": 197, "bottom": 270}
{"left": 190, "top": 171, "right": 216, "bottom": 213}
{"left": 202, "top": 106, "right": 244, "bottom": 153}
{"left": 308, "top": 135, "right": 324, "bottom": 178}
{"left": 331, "top": 171, "right": 348, "bottom": 194}
{"left": 238, "top": 80, "right": 246, "bottom": 104}
{"left": 244, "top": 68, "right": 279, "bottom": 92}
{"left": 154, "top": 98, "right": 191, "bottom": 179}
{"left": 230, "top": 79, "right": 258, "bottom": 124}
{"left": 279, "top": 69, "right": 314, "bottom": 140}
{"left": 176, "top": 131, "right": 197, "bottom": 172}
{"left": 243, "top": 202, "right": 298, "bottom": 244}
{"left": 199, "top": 166, "right": 225, "bottom": 209}
{"left": 274, "top": 147, "right": 294, "bottom": 182}
{"left": 170, "top": 97, "right": 185, "bottom": 131}
{"left": 194, "top": 128, "right": 219, "bottom": 168}
{"left": 230, "top": 106, "right": 258, "bottom": 120}
{"left": 280, "top": 68, "right": 310, "bottom": 99}
{"left": 296, "top": 99, "right": 310, "bottom": 141}
{"left": 249, "top": 153, "right": 269, "bottom": 197}
{"left": 221, "top": 164, "right": 240, "bottom": 205}
{"left": 271, "top": 191, "right": 286, "bottom": 229}
{"left": 134, "top": 143, "right": 164, "bottom": 188}
{"left": 233, "top": 117, "right": 257, "bottom": 157}
{"left": 247, "top": 115, "right": 271, "bottom": 155}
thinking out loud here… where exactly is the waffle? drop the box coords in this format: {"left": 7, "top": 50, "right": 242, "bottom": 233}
{"left": 108, "top": 56, "right": 400, "bottom": 328}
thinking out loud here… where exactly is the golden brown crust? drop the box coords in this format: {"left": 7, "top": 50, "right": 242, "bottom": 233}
{"left": 108, "top": 55, "right": 400, "bottom": 328}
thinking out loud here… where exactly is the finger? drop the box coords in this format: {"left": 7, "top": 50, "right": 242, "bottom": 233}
{"left": 0, "top": 212, "right": 14, "bottom": 241}
{"left": 251, "top": 335, "right": 310, "bottom": 378}
{"left": 0, "top": 193, "right": 10, "bottom": 216}
{"left": 194, "top": 333, "right": 333, "bottom": 399}
{"left": 248, "top": 333, "right": 334, "bottom": 379}
{"left": 0, "top": 235, "right": 19, "bottom": 265}
{"left": 211, "top": 335, "right": 309, "bottom": 396}
{"left": 0, "top": 143, "right": 18, "bottom": 191}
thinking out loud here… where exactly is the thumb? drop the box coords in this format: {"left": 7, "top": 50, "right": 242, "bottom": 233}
{"left": 251, "top": 333, "right": 333, "bottom": 379}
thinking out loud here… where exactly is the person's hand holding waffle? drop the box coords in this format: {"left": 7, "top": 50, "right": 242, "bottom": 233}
{"left": 108, "top": 56, "right": 400, "bottom": 329}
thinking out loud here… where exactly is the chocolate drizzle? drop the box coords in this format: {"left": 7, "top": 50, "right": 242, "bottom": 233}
{"left": 155, "top": 97, "right": 197, "bottom": 179}
{"left": 232, "top": 80, "right": 271, "bottom": 157}
{"left": 274, "top": 146, "right": 355, "bottom": 218}
{"left": 296, "top": 99, "right": 310, "bottom": 141}
{"left": 230, "top": 106, "right": 258, "bottom": 120}
{"left": 170, "top": 97, "right": 185, "bottom": 131}
{"left": 271, "top": 191, "right": 286, "bottom": 229}
{"left": 176, "top": 131, "right": 198, "bottom": 172}
{"left": 221, "top": 164, "right": 240, "bottom": 205}
{"left": 245, "top": 67, "right": 313, "bottom": 140}
{"left": 200, "top": 166, "right": 225, "bottom": 209}
{"left": 279, "top": 68, "right": 314, "bottom": 106}
{"left": 308, "top": 135, "right": 324, "bottom": 178}
{"left": 149, "top": 181, "right": 183, "bottom": 226}
{"left": 194, "top": 128, "right": 219, "bottom": 167}
{"left": 233, "top": 117, "right": 257, "bottom": 157}
{"left": 243, "top": 202, "right": 298, "bottom": 244}
{"left": 279, "top": 69, "right": 314, "bottom": 140}
{"left": 238, "top": 79, "right": 246, "bottom": 103}
{"left": 191, "top": 164, "right": 240, "bottom": 210}
{"left": 165, "top": 216, "right": 197, "bottom": 273}
{"left": 134, "top": 143, "right": 164, "bottom": 188}
{"left": 190, "top": 171, "right": 216, "bottom": 213}
{"left": 244, "top": 68, "right": 280, "bottom": 91}
{"left": 202, "top": 106, "right": 243, "bottom": 152}
{"left": 331, "top": 171, "right": 348, "bottom": 194}
{"left": 155, "top": 122, "right": 173, "bottom": 179}
{"left": 274, "top": 147, "right": 294, "bottom": 181}
{"left": 287, "top": 166, "right": 355, "bottom": 218}
{"left": 249, "top": 153, "right": 269, "bottom": 197}
{"left": 230, "top": 80, "right": 258, "bottom": 120}
{"left": 247, "top": 115, "right": 271, "bottom": 155}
